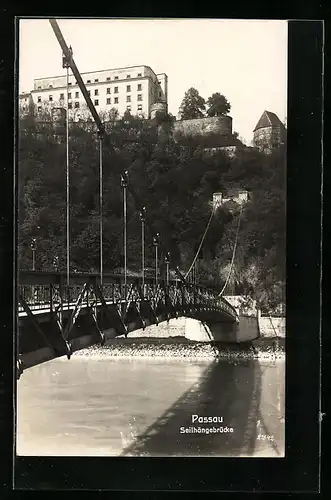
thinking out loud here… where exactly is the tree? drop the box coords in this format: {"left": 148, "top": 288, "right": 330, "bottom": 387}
{"left": 206, "top": 92, "right": 231, "bottom": 117}
{"left": 178, "top": 88, "right": 206, "bottom": 120}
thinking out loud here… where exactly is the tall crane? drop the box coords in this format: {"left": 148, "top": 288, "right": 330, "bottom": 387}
{"left": 48, "top": 18, "right": 187, "bottom": 286}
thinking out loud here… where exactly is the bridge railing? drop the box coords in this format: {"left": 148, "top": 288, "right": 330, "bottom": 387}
{"left": 17, "top": 270, "right": 238, "bottom": 320}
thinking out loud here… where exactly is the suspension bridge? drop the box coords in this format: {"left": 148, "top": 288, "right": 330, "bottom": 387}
{"left": 17, "top": 19, "right": 259, "bottom": 378}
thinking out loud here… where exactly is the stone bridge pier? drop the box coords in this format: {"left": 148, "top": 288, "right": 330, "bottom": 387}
{"left": 129, "top": 316, "right": 260, "bottom": 343}
{"left": 184, "top": 316, "right": 260, "bottom": 343}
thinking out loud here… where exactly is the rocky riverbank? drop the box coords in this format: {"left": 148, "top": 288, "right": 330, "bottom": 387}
{"left": 73, "top": 336, "right": 285, "bottom": 361}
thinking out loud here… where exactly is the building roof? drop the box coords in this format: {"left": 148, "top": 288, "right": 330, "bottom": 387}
{"left": 33, "top": 65, "right": 166, "bottom": 82}
{"left": 253, "top": 110, "right": 285, "bottom": 132}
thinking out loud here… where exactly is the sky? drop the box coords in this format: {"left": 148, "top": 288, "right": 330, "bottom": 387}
{"left": 18, "top": 18, "right": 288, "bottom": 145}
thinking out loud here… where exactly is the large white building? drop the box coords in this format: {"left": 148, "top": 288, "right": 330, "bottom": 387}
{"left": 19, "top": 65, "right": 168, "bottom": 121}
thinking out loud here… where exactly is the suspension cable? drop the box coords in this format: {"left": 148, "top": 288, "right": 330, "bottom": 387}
{"left": 223, "top": 227, "right": 243, "bottom": 286}
{"left": 184, "top": 205, "right": 216, "bottom": 279}
{"left": 218, "top": 205, "right": 243, "bottom": 296}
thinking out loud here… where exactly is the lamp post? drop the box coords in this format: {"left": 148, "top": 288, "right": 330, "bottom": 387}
{"left": 139, "top": 207, "right": 146, "bottom": 295}
{"left": 121, "top": 171, "right": 128, "bottom": 296}
{"left": 98, "top": 130, "right": 104, "bottom": 286}
{"left": 30, "top": 238, "right": 37, "bottom": 271}
{"left": 165, "top": 252, "right": 170, "bottom": 287}
{"left": 153, "top": 233, "right": 160, "bottom": 288}
{"left": 30, "top": 238, "right": 37, "bottom": 305}
{"left": 62, "top": 45, "right": 72, "bottom": 289}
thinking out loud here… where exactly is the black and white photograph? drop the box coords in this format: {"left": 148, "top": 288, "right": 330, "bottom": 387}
{"left": 16, "top": 18, "right": 287, "bottom": 459}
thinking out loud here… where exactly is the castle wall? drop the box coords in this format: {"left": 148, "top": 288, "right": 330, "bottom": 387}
{"left": 174, "top": 116, "right": 232, "bottom": 140}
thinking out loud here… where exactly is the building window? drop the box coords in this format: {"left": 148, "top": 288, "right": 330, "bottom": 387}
{"left": 137, "top": 73, "right": 142, "bottom": 77}
{"left": 159, "top": 91, "right": 162, "bottom": 97}
{"left": 75, "top": 91, "right": 79, "bottom": 98}
{"left": 126, "top": 95, "right": 131, "bottom": 102}
{"left": 158, "top": 80, "right": 161, "bottom": 84}
{"left": 49, "top": 84, "right": 53, "bottom": 88}
{"left": 22, "top": 105, "right": 26, "bottom": 111}
{"left": 37, "top": 86, "right": 41, "bottom": 89}
{"left": 114, "top": 97, "right": 118, "bottom": 104}
{"left": 37, "top": 106, "right": 42, "bottom": 112}
{"left": 24, "top": 98, "right": 27, "bottom": 102}
{"left": 37, "top": 96, "right": 41, "bottom": 103}
{"left": 68, "top": 92, "right": 72, "bottom": 99}
{"left": 60, "top": 93, "right": 64, "bottom": 100}
{"left": 106, "top": 98, "right": 111, "bottom": 105}
{"left": 106, "top": 77, "right": 111, "bottom": 81}
{"left": 94, "top": 79, "right": 99, "bottom": 82}
{"left": 137, "top": 94, "right": 142, "bottom": 101}
{"left": 68, "top": 82, "right": 72, "bottom": 86}
{"left": 114, "top": 76, "right": 118, "bottom": 80}
{"left": 126, "top": 106, "right": 131, "bottom": 111}
{"left": 107, "top": 88, "right": 110, "bottom": 94}
{"left": 114, "top": 87, "right": 118, "bottom": 93}
{"left": 137, "top": 104, "right": 143, "bottom": 111}
{"left": 87, "top": 80, "right": 91, "bottom": 83}
{"left": 137, "top": 83, "right": 142, "bottom": 91}
{"left": 126, "top": 75, "right": 131, "bottom": 78}
{"left": 126, "top": 85, "right": 131, "bottom": 92}
{"left": 49, "top": 95, "right": 53, "bottom": 101}
{"left": 94, "top": 89, "right": 98, "bottom": 96}
{"left": 87, "top": 90, "right": 91, "bottom": 96}
{"left": 75, "top": 102, "right": 79, "bottom": 108}
{"left": 94, "top": 99, "right": 99, "bottom": 106}
{"left": 68, "top": 102, "right": 72, "bottom": 109}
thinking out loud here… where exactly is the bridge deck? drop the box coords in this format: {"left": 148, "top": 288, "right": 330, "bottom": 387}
{"left": 18, "top": 299, "right": 125, "bottom": 317}
{"left": 17, "top": 271, "right": 239, "bottom": 376}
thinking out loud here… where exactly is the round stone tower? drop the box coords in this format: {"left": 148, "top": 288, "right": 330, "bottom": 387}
{"left": 150, "top": 101, "right": 168, "bottom": 120}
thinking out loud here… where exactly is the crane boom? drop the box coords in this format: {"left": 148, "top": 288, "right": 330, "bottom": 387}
{"left": 49, "top": 18, "right": 105, "bottom": 136}
{"left": 48, "top": 18, "right": 187, "bottom": 285}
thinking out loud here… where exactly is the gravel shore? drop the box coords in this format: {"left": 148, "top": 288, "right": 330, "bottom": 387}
{"left": 73, "top": 336, "right": 285, "bottom": 360}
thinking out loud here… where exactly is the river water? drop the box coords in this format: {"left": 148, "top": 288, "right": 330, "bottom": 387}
{"left": 16, "top": 348, "right": 285, "bottom": 458}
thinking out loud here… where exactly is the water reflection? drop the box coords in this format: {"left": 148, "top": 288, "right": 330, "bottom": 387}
{"left": 16, "top": 355, "right": 284, "bottom": 457}
{"left": 121, "top": 359, "right": 284, "bottom": 457}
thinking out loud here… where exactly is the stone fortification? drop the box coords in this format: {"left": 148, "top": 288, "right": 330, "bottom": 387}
{"left": 173, "top": 116, "right": 233, "bottom": 147}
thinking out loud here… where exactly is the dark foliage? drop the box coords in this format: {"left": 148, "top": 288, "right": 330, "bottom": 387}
{"left": 18, "top": 110, "right": 286, "bottom": 312}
